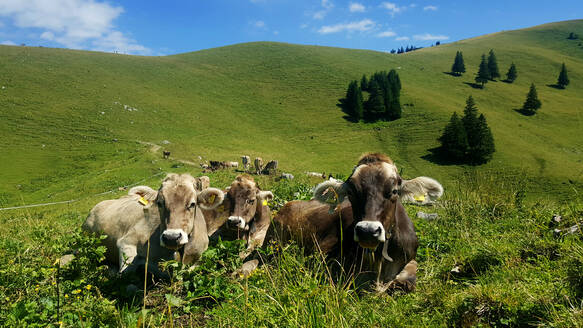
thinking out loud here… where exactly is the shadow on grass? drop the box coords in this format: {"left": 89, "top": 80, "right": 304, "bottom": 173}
{"left": 546, "top": 84, "right": 564, "bottom": 90}
{"left": 421, "top": 147, "right": 468, "bottom": 166}
{"left": 464, "top": 82, "right": 483, "bottom": 89}
{"left": 513, "top": 108, "right": 536, "bottom": 116}
{"left": 501, "top": 79, "right": 515, "bottom": 84}
{"left": 443, "top": 71, "right": 461, "bottom": 77}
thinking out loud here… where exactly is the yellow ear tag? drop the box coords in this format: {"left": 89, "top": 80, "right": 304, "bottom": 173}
{"left": 138, "top": 197, "right": 149, "bottom": 206}
{"left": 414, "top": 194, "right": 425, "bottom": 202}
{"left": 209, "top": 194, "right": 216, "bottom": 204}
{"left": 262, "top": 200, "right": 268, "bottom": 206}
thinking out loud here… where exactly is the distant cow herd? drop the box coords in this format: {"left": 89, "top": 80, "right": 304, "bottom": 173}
{"left": 83, "top": 153, "right": 443, "bottom": 293}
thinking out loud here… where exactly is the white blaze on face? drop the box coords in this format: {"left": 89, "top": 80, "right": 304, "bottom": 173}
{"left": 228, "top": 216, "right": 247, "bottom": 229}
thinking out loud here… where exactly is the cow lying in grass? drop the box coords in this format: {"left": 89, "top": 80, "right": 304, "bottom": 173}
{"left": 82, "top": 173, "right": 223, "bottom": 277}
{"left": 202, "top": 175, "right": 273, "bottom": 259}
{"left": 274, "top": 153, "right": 442, "bottom": 292}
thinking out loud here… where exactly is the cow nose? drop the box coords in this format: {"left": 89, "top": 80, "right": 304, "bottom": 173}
{"left": 228, "top": 216, "right": 246, "bottom": 229}
{"left": 354, "top": 221, "right": 386, "bottom": 249}
{"left": 161, "top": 229, "right": 187, "bottom": 248}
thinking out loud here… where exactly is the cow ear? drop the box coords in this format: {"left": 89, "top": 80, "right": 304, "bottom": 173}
{"left": 400, "top": 177, "right": 443, "bottom": 204}
{"left": 197, "top": 188, "right": 225, "bottom": 210}
{"left": 128, "top": 186, "right": 158, "bottom": 201}
{"left": 257, "top": 190, "right": 273, "bottom": 201}
{"left": 313, "top": 180, "right": 346, "bottom": 206}
{"left": 194, "top": 176, "right": 210, "bottom": 191}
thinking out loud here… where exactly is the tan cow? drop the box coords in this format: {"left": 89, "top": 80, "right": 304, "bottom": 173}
{"left": 83, "top": 173, "right": 224, "bottom": 276}
{"left": 202, "top": 175, "right": 273, "bottom": 258}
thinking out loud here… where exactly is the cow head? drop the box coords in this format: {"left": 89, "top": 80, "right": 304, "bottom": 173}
{"left": 137, "top": 174, "right": 223, "bottom": 250}
{"left": 314, "top": 153, "right": 443, "bottom": 250}
{"left": 225, "top": 175, "right": 273, "bottom": 231}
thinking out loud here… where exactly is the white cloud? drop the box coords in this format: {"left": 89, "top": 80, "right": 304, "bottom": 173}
{"left": 318, "top": 19, "right": 375, "bottom": 34}
{"left": 254, "top": 20, "right": 266, "bottom": 28}
{"left": 424, "top": 5, "right": 438, "bottom": 11}
{"left": 377, "top": 30, "right": 396, "bottom": 38}
{"left": 300, "top": 23, "right": 309, "bottom": 29}
{"left": 349, "top": 3, "right": 365, "bottom": 13}
{"left": 410, "top": 4, "right": 417, "bottom": 8}
{"left": 380, "top": 2, "right": 405, "bottom": 16}
{"left": 322, "top": 0, "right": 334, "bottom": 10}
{"left": 395, "top": 36, "right": 410, "bottom": 41}
{"left": 92, "top": 31, "right": 150, "bottom": 54}
{"left": 312, "top": 0, "right": 334, "bottom": 20}
{"left": 0, "top": 0, "right": 150, "bottom": 55}
{"left": 1, "top": 40, "right": 16, "bottom": 45}
{"left": 413, "top": 33, "right": 449, "bottom": 41}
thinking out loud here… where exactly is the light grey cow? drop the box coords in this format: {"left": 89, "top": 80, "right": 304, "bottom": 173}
{"left": 83, "top": 173, "right": 224, "bottom": 277}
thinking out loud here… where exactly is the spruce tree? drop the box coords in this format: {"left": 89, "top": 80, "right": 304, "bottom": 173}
{"left": 475, "top": 54, "right": 490, "bottom": 88}
{"left": 487, "top": 49, "right": 500, "bottom": 80}
{"left": 506, "top": 63, "right": 517, "bottom": 83}
{"left": 386, "top": 69, "right": 402, "bottom": 120}
{"left": 473, "top": 114, "right": 495, "bottom": 163}
{"left": 438, "top": 112, "right": 468, "bottom": 161}
{"left": 365, "top": 80, "right": 385, "bottom": 120}
{"left": 344, "top": 80, "right": 364, "bottom": 119}
{"left": 557, "top": 63, "right": 570, "bottom": 89}
{"left": 361, "top": 74, "right": 369, "bottom": 92}
{"left": 462, "top": 95, "right": 480, "bottom": 153}
{"left": 451, "top": 51, "right": 466, "bottom": 76}
{"left": 522, "top": 83, "right": 541, "bottom": 114}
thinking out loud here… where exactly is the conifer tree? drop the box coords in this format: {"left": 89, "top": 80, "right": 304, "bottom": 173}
{"left": 386, "top": 69, "right": 402, "bottom": 120}
{"left": 461, "top": 95, "right": 480, "bottom": 152}
{"left": 475, "top": 54, "right": 490, "bottom": 88}
{"left": 344, "top": 80, "right": 364, "bottom": 119}
{"left": 473, "top": 114, "right": 495, "bottom": 163}
{"left": 438, "top": 112, "right": 468, "bottom": 161}
{"left": 522, "top": 83, "right": 541, "bottom": 114}
{"left": 506, "top": 63, "right": 517, "bottom": 83}
{"left": 451, "top": 51, "right": 466, "bottom": 76}
{"left": 557, "top": 63, "right": 570, "bottom": 89}
{"left": 365, "top": 80, "right": 385, "bottom": 120}
{"left": 361, "top": 74, "right": 369, "bottom": 92}
{"left": 487, "top": 49, "right": 500, "bottom": 80}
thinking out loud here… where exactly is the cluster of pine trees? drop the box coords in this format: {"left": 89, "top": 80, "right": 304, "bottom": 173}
{"left": 390, "top": 45, "right": 422, "bottom": 54}
{"left": 450, "top": 50, "right": 517, "bottom": 85}
{"left": 449, "top": 49, "right": 571, "bottom": 116}
{"left": 438, "top": 96, "right": 495, "bottom": 164}
{"left": 343, "top": 69, "right": 402, "bottom": 121}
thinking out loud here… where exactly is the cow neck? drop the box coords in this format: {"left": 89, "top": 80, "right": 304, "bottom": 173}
{"left": 380, "top": 200, "right": 398, "bottom": 262}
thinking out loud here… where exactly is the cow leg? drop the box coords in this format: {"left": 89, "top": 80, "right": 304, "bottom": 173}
{"left": 386, "top": 260, "right": 418, "bottom": 293}
{"left": 117, "top": 242, "right": 138, "bottom": 274}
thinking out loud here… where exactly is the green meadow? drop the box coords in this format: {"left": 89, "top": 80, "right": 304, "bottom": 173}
{"left": 0, "top": 20, "right": 582, "bottom": 326}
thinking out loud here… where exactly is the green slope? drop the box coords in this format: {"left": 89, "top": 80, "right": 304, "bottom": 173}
{"left": 1, "top": 20, "right": 582, "bottom": 206}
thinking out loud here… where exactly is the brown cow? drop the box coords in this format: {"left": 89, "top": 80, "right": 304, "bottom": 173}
{"left": 311, "top": 153, "right": 443, "bottom": 291}
{"left": 202, "top": 175, "right": 273, "bottom": 258}
{"left": 83, "top": 173, "right": 224, "bottom": 276}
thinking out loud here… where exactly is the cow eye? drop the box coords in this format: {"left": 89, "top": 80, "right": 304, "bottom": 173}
{"left": 247, "top": 199, "right": 255, "bottom": 204}
{"left": 392, "top": 189, "right": 399, "bottom": 195}
{"left": 188, "top": 202, "right": 196, "bottom": 209}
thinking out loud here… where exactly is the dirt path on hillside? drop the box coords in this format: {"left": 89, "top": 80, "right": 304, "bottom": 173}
{"left": 137, "top": 140, "right": 199, "bottom": 167}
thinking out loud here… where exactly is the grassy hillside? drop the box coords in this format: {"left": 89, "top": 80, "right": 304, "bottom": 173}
{"left": 0, "top": 20, "right": 583, "bottom": 326}
{"left": 1, "top": 20, "right": 582, "bottom": 208}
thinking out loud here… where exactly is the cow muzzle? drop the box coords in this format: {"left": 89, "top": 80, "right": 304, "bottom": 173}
{"left": 354, "top": 221, "right": 386, "bottom": 249}
{"left": 160, "top": 229, "right": 188, "bottom": 249}
{"left": 227, "top": 216, "right": 247, "bottom": 230}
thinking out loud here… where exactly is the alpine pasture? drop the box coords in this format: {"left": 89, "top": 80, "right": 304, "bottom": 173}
{"left": 0, "top": 20, "right": 582, "bottom": 327}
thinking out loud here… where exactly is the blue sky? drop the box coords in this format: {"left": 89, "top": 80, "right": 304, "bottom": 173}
{"left": 0, "top": 0, "right": 581, "bottom": 56}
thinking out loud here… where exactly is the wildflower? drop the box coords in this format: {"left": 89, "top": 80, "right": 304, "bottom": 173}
{"left": 72, "top": 289, "right": 81, "bottom": 295}
{"left": 85, "top": 285, "right": 92, "bottom": 290}
{"left": 52, "top": 282, "right": 56, "bottom": 285}
{"left": 64, "top": 294, "right": 69, "bottom": 298}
